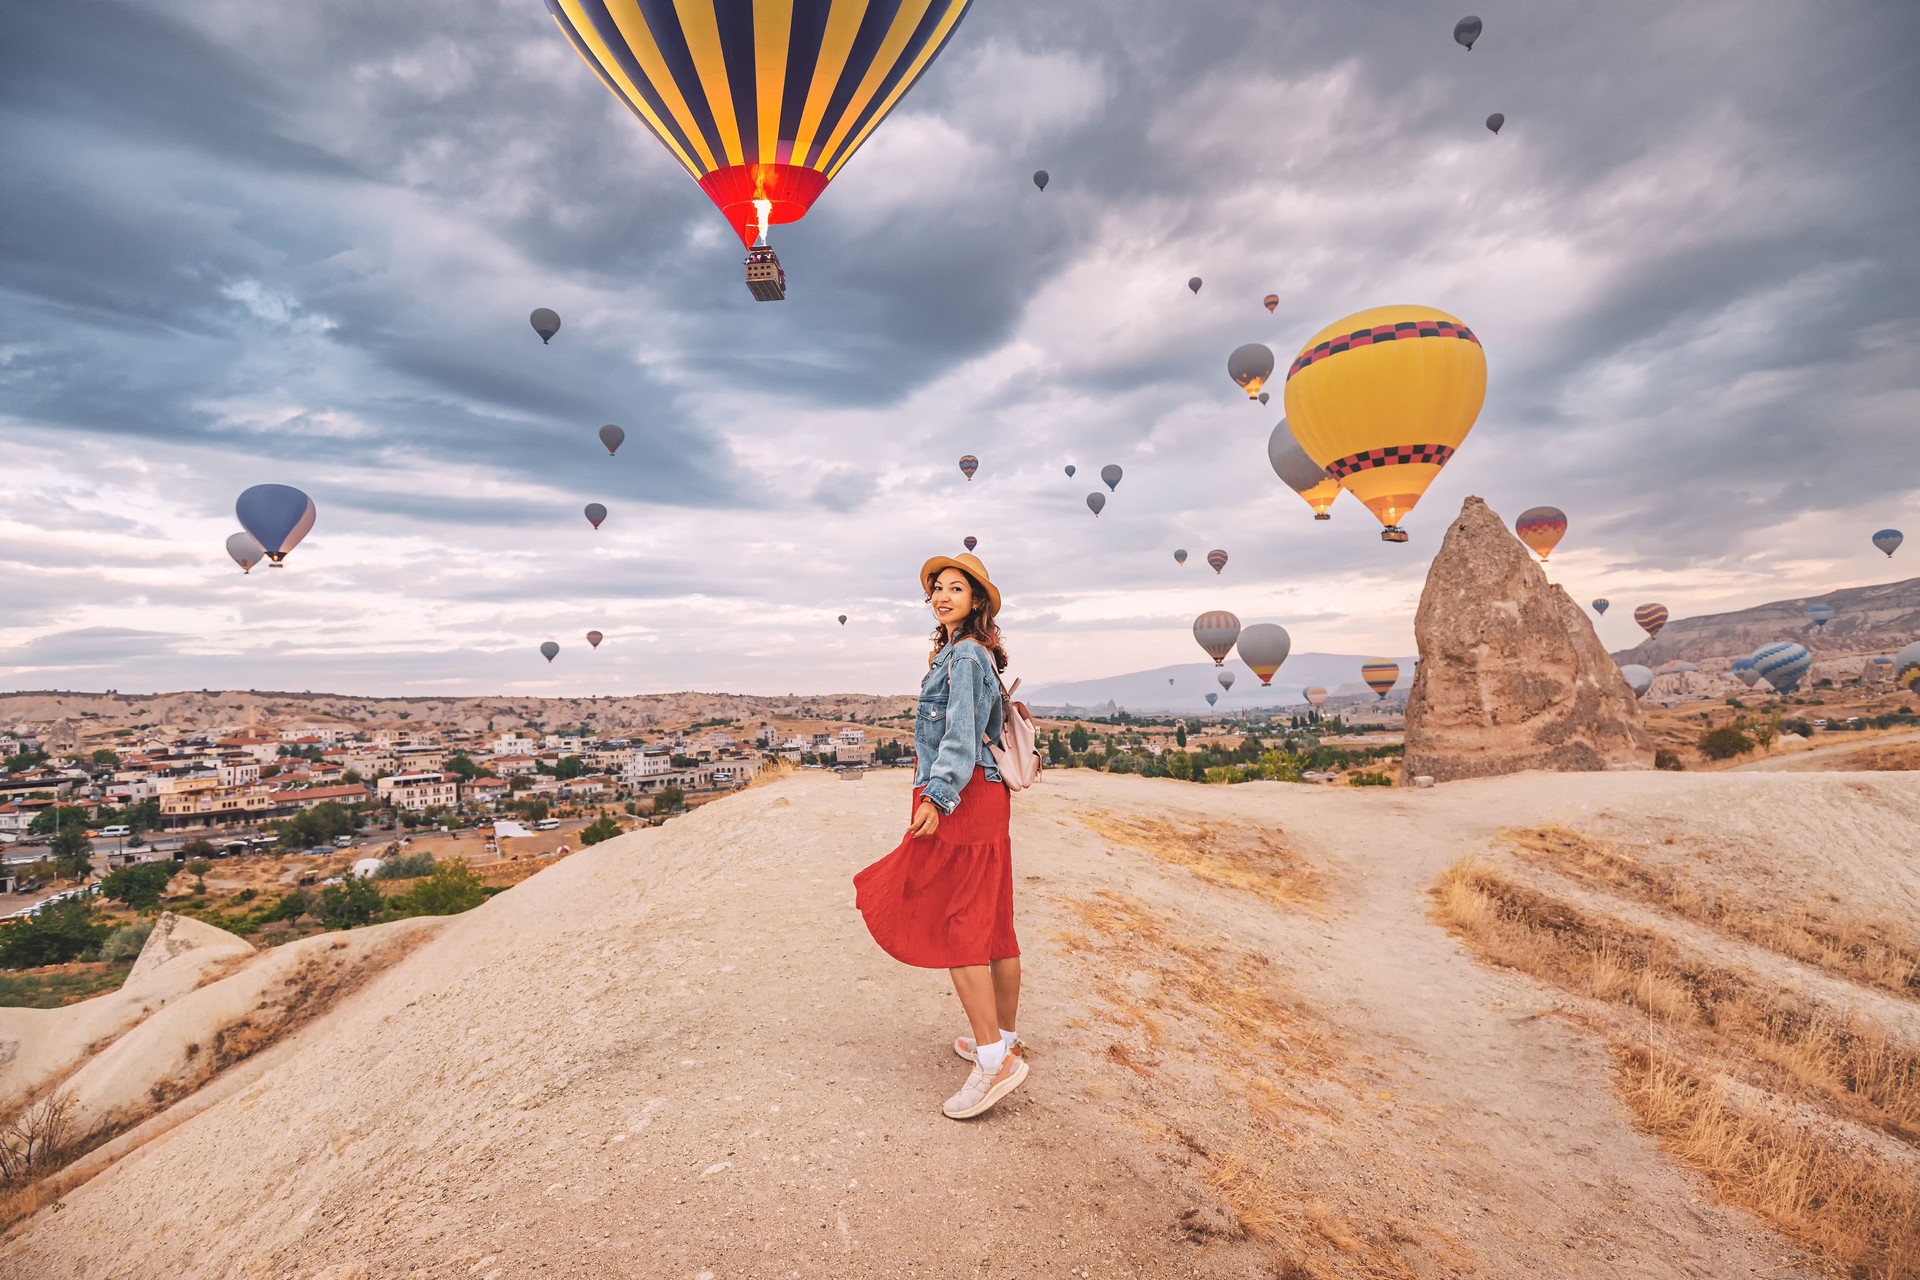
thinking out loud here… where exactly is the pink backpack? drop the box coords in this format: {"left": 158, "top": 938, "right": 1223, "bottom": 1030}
{"left": 989, "top": 678, "right": 1044, "bottom": 792}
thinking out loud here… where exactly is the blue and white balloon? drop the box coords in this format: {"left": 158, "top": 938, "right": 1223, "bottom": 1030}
{"left": 1752, "top": 641, "right": 1813, "bottom": 694}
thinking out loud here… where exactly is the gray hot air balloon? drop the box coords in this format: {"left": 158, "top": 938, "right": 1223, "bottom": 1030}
{"left": 235, "top": 484, "right": 316, "bottom": 567}
{"left": 1268, "top": 421, "right": 1339, "bottom": 520}
{"left": 1100, "top": 464, "right": 1123, "bottom": 491}
{"left": 1086, "top": 492, "right": 1106, "bottom": 516}
{"left": 1227, "top": 343, "right": 1275, "bottom": 400}
{"left": 1258, "top": 391, "right": 1269, "bottom": 404}
{"left": 1486, "top": 112, "right": 1504, "bottom": 134}
{"left": 1206, "top": 692, "right": 1219, "bottom": 707}
{"left": 1217, "top": 669, "right": 1236, "bottom": 692}
{"left": 838, "top": 615, "right": 847, "bottom": 626}
{"left": 530, "top": 308, "right": 561, "bottom": 343}
{"left": 598, "top": 424, "right": 625, "bottom": 455}
{"left": 540, "top": 641, "right": 560, "bottom": 663}
{"left": 1192, "top": 611, "right": 1241, "bottom": 665}
{"left": 584, "top": 503, "right": 607, "bottom": 529}
{"left": 1064, "top": 464, "right": 1076, "bottom": 478}
{"left": 1619, "top": 663, "right": 1654, "bottom": 698}
{"left": 1454, "top": 15, "right": 1482, "bottom": 49}
{"left": 1032, "top": 169, "right": 1049, "bottom": 191}
{"left": 1188, "top": 277, "right": 1202, "bottom": 294}
{"left": 225, "top": 531, "right": 265, "bottom": 574}
{"left": 1235, "top": 623, "right": 1292, "bottom": 686}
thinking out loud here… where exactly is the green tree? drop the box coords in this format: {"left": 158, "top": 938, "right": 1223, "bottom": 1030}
{"left": 315, "top": 876, "right": 385, "bottom": 929}
{"left": 0, "top": 899, "right": 111, "bottom": 969}
{"left": 1068, "top": 723, "right": 1091, "bottom": 753}
{"left": 3, "top": 748, "right": 47, "bottom": 774}
{"left": 102, "top": 861, "right": 179, "bottom": 910}
{"left": 276, "top": 801, "right": 356, "bottom": 850}
{"left": 1175, "top": 722, "right": 1187, "bottom": 748}
{"left": 28, "top": 806, "right": 88, "bottom": 837}
{"left": 555, "top": 755, "right": 588, "bottom": 780}
{"left": 91, "top": 748, "right": 121, "bottom": 770}
{"left": 262, "top": 889, "right": 312, "bottom": 923}
{"left": 579, "top": 816, "right": 622, "bottom": 845}
{"left": 1699, "top": 724, "right": 1756, "bottom": 760}
{"left": 388, "top": 860, "right": 488, "bottom": 918}
{"left": 50, "top": 826, "right": 93, "bottom": 880}
{"left": 179, "top": 837, "right": 216, "bottom": 862}
{"left": 653, "top": 786, "right": 686, "bottom": 814}
{"left": 342, "top": 769, "right": 364, "bottom": 785}
{"left": 186, "top": 858, "right": 212, "bottom": 894}
{"left": 444, "top": 753, "right": 479, "bottom": 781}
{"left": 1045, "top": 731, "right": 1068, "bottom": 766}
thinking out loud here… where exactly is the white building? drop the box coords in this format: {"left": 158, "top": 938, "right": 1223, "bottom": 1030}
{"left": 376, "top": 772, "right": 460, "bottom": 812}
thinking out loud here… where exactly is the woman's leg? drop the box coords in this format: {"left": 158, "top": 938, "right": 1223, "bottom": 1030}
{"left": 948, "top": 965, "right": 1000, "bottom": 1048}
{"left": 990, "top": 956, "right": 1020, "bottom": 1032}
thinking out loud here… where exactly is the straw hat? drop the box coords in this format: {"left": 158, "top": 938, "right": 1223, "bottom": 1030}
{"left": 919, "top": 552, "right": 1001, "bottom": 618}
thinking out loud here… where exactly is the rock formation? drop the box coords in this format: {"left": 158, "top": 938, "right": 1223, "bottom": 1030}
{"left": 1402, "top": 497, "right": 1653, "bottom": 782}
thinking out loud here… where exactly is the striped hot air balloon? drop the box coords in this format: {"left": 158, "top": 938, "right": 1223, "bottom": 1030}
{"left": 1173, "top": 549, "right": 1188, "bottom": 565}
{"left": 1730, "top": 657, "right": 1761, "bottom": 688}
{"left": 1235, "top": 623, "right": 1291, "bottom": 686}
{"left": 1752, "top": 642, "right": 1812, "bottom": 694}
{"left": 958, "top": 454, "right": 978, "bottom": 481}
{"left": 1361, "top": 659, "right": 1399, "bottom": 698}
{"left": 1894, "top": 641, "right": 1920, "bottom": 691}
{"left": 1633, "top": 603, "right": 1668, "bottom": 638}
{"left": 1193, "top": 611, "right": 1241, "bottom": 666}
{"left": 1591, "top": 598, "right": 1609, "bottom": 615}
{"left": 1513, "top": 506, "right": 1567, "bottom": 561}
{"left": 1872, "top": 528, "right": 1902, "bottom": 557}
{"left": 1206, "top": 549, "right": 1229, "bottom": 574}
{"left": 1806, "top": 603, "right": 1834, "bottom": 629}
{"left": 1303, "top": 686, "right": 1328, "bottom": 708}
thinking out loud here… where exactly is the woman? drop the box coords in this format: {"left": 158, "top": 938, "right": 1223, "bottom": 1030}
{"left": 854, "top": 552, "right": 1026, "bottom": 1120}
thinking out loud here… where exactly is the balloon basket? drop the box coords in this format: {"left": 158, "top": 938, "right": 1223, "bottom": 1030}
{"left": 745, "top": 240, "right": 786, "bottom": 301}
{"left": 1314, "top": 513, "right": 1331, "bottom": 521}
{"left": 1380, "top": 526, "right": 1409, "bottom": 543}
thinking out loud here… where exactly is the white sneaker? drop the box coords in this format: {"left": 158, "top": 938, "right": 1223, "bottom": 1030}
{"left": 942, "top": 1050, "right": 1028, "bottom": 1119}
{"left": 954, "top": 1034, "right": 1027, "bottom": 1063}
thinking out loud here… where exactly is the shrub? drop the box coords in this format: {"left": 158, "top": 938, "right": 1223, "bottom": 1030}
{"left": 261, "top": 889, "right": 312, "bottom": 923}
{"left": 388, "top": 860, "right": 488, "bottom": 918}
{"left": 50, "top": 827, "right": 93, "bottom": 880}
{"left": 579, "top": 816, "right": 622, "bottom": 846}
{"left": 179, "top": 837, "right": 216, "bottom": 862}
{"left": 314, "top": 876, "right": 384, "bottom": 929}
{"left": 101, "top": 861, "right": 179, "bottom": 910}
{"left": 374, "top": 851, "right": 436, "bottom": 879}
{"left": 1348, "top": 771, "right": 1394, "bottom": 787}
{"left": 1653, "top": 749, "right": 1685, "bottom": 771}
{"left": 1699, "top": 724, "right": 1756, "bottom": 760}
{"left": 1778, "top": 718, "right": 1814, "bottom": 738}
{"left": 99, "top": 918, "right": 155, "bottom": 962}
{"left": 652, "top": 786, "right": 686, "bottom": 814}
{"left": 0, "top": 900, "right": 111, "bottom": 969}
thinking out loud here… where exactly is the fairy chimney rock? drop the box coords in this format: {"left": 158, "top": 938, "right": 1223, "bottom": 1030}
{"left": 1402, "top": 497, "right": 1653, "bottom": 783}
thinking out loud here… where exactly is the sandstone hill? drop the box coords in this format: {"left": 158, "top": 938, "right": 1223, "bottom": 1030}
{"left": 7, "top": 768, "right": 1918, "bottom": 1279}
{"left": 1609, "top": 575, "right": 1920, "bottom": 668}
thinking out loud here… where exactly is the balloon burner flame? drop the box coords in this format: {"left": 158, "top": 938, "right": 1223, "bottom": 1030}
{"left": 753, "top": 198, "right": 772, "bottom": 243}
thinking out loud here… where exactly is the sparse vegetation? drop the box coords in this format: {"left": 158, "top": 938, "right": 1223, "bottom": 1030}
{"left": 0, "top": 900, "right": 110, "bottom": 970}
{"left": 578, "top": 815, "right": 622, "bottom": 845}
{"left": 100, "top": 860, "right": 178, "bottom": 910}
{"left": 1698, "top": 723, "right": 1755, "bottom": 759}
{"left": 1653, "top": 748, "right": 1684, "bottom": 771}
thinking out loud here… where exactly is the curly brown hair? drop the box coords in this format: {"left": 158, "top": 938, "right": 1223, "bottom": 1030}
{"left": 927, "top": 569, "right": 1008, "bottom": 673}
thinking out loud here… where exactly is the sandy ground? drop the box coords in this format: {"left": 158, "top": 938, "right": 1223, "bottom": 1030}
{"left": 6, "top": 767, "right": 1917, "bottom": 1279}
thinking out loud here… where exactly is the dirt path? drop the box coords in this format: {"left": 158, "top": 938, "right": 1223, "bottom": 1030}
{"left": 11, "top": 769, "right": 1912, "bottom": 1279}
{"left": 1728, "top": 729, "right": 1920, "bottom": 771}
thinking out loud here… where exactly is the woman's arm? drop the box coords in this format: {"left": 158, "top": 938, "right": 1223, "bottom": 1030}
{"left": 920, "top": 649, "right": 987, "bottom": 814}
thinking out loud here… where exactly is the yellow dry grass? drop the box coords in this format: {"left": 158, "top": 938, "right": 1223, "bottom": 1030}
{"left": 1078, "top": 815, "right": 1327, "bottom": 912}
{"left": 1502, "top": 825, "right": 1920, "bottom": 1001}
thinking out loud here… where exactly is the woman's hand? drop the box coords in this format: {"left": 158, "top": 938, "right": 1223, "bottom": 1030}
{"left": 907, "top": 799, "right": 941, "bottom": 838}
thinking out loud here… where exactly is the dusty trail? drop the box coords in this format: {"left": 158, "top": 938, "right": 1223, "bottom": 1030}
{"left": 9, "top": 768, "right": 1914, "bottom": 1279}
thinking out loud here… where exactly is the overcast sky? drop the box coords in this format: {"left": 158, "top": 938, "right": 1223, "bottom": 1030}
{"left": 2, "top": 1, "right": 1917, "bottom": 699}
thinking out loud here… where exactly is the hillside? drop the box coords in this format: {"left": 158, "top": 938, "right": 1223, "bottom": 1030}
{"left": 9, "top": 769, "right": 1918, "bottom": 1278}
{"left": 1609, "top": 575, "right": 1920, "bottom": 667}
{"left": 1022, "top": 653, "right": 1415, "bottom": 714}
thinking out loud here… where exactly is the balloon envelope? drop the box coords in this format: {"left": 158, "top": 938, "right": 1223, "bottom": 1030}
{"left": 225, "top": 531, "right": 265, "bottom": 574}
{"left": 958, "top": 455, "right": 979, "bottom": 481}
{"left": 1227, "top": 343, "right": 1276, "bottom": 400}
{"left": 1032, "top": 169, "right": 1048, "bottom": 191}
{"left": 1620, "top": 664, "right": 1654, "bottom": 697}
{"left": 1486, "top": 112, "right": 1504, "bottom": 134}
{"left": 539, "top": 641, "right": 559, "bottom": 663}
{"left": 1514, "top": 506, "right": 1568, "bottom": 561}
{"left": 1633, "top": 604, "right": 1668, "bottom": 638}
{"left": 1731, "top": 658, "right": 1762, "bottom": 688}
{"left": 1894, "top": 641, "right": 1920, "bottom": 691}
{"left": 1188, "top": 277, "right": 1202, "bottom": 294}
{"left": 1592, "top": 598, "right": 1609, "bottom": 615}
{"left": 1217, "top": 669, "right": 1236, "bottom": 692}
{"left": 1361, "top": 659, "right": 1400, "bottom": 698}
{"left": 963, "top": 536, "right": 977, "bottom": 552}
{"left": 1304, "top": 686, "right": 1329, "bottom": 709}
{"left": 586, "top": 630, "right": 603, "bottom": 648}
{"left": 235, "top": 484, "right": 316, "bottom": 564}
{"left": 1206, "top": 692, "right": 1219, "bottom": 707}
{"left": 530, "top": 308, "right": 560, "bottom": 343}
{"left": 1064, "top": 465, "right": 1076, "bottom": 478}
{"left": 1752, "top": 641, "right": 1812, "bottom": 694}
{"left": 1268, "top": 420, "right": 1341, "bottom": 519}
{"left": 1263, "top": 293, "right": 1279, "bottom": 313}
{"left": 1206, "top": 549, "right": 1228, "bottom": 574}
{"left": 1100, "top": 464, "right": 1123, "bottom": 491}
{"left": 1086, "top": 492, "right": 1105, "bottom": 516}
{"left": 838, "top": 615, "right": 847, "bottom": 625}
{"left": 584, "top": 503, "right": 607, "bottom": 529}
{"left": 1193, "top": 611, "right": 1241, "bottom": 665}
{"left": 1872, "top": 528, "right": 1902, "bottom": 557}
{"left": 1236, "top": 623, "right": 1292, "bottom": 686}
{"left": 1807, "top": 603, "right": 1835, "bottom": 628}
{"left": 1173, "top": 549, "right": 1188, "bottom": 565}
{"left": 1455, "top": 15, "right": 1482, "bottom": 49}
{"left": 598, "top": 424, "right": 625, "bottom": 455}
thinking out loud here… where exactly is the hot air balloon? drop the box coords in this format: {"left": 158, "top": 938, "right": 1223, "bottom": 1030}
{"left": 585, "top": 503, "right": 607, "bottom": 529}
{"left": 1173, "top": 549, "right": 1188, "bottom": 565}
{"left": 1258, "top": 391, "right": 1269, "bottom": 405}
{"left": 1894, "top": 641, "right": 1920, "bottom": 691}
{"left": 544, "top": 0, "right": 974, "bottom": 299}
{"left": 1454, "top": 16, "right": 1482, "bottom": 49}
{"left": 1064, "top": 465, "right": 1076, "bottom": 478}
{"left": 1730, "top": 658, "right": 1761, "bottom": 688}
{"left": 838, "top": 615, "right": 847, "bottom": 626}
{"left": 958, "top": 455, "right": 979, "bottom": 481}
{"left": 1086, "top": 493, "right": 1105, "bottom": 516}
{"left": 586, "top": 630, "right": 604, "bottom": 648}
{"left": 1217, "top": 670, "right": 1236, "bottom": 692}
{"left": 1188, "top": 277, "right": 1203, "bottom": 294}
{"left": 1206, "top": 549, "right": 1229, "bottom": 574}
{"left": 1514, "top": 506, "right": 1567, "bottom": 561}
{"left": 1193, "top": 611, "right": 1241, "bottom": 666}
{"left": 530, "top": 308, "right": 561, "bottom": 343}
{"left": 1807, "top": 603, "right": 1835, "bottom": 629}
{"left": 1633, "top": 604, "right": 1668, "bottom": 638}
{"left": 540, "top": 641, "right": 560, "bottom": 663}
{"left": 963, "top": 536, "right": 977, "bottom": 552}
{"left": 1620, "top": 664, "right": 1653, "bottom": 698}
{"left": 235, "top": 484, "right": 316, "bottom": 567}
{"left": 1282, "top": 305, "right": 1486, "bottom": 542}
{"left": 226, "top": 532, "right": 265, "bottom": 575}
{"left": 1263, "top": 294, "right": 1279, "bottom": 313}
{"left": 1168, "top": 678, "right": 1175, "bottom": 685}
{"left": 1872, "top": 528, "right": 1902, "bottom": 557}
{"left": 1656, "top": 660, "right": 1699, "bottom": 676}
{"left": 1361, "top": 659, "right": 1400, "bottom": 699}
{"left": 598, "top": 424, "right": 625, "bottom": 455}
{"left": 1752, "top": 642, "right": 1812, "bottom": 694}
{"left": 1236, "top": 624, "right": 1291, "bottom": 686}
{"left": 1486, "top": 112, "right": 1504, "bottom": 134}
{"left": 1592, "top": 598, "right": 1610, "bottom": 615}
{"left": 1032, "top": 169, "right": 1049, "bottom": 191}
{"left": 1268, "top": 421, "right": 1341, "bottom": 520}
{"left": 1206, "top": 692, "right": 1219, "bottom": 707}
{"left": 1228, "top": 343, "right": 1275, "bottom": 400}
{"left": 1101, "top": 464, "right": 1123, "bottom": 491}
{"left": 1303, "top": 686, "right": 1329, "bottom": 709}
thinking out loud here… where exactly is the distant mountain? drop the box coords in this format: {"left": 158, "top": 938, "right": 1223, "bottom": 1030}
{"left": 1022, "top": 654, "right": 1415, "bottom": 715}
{"left": 1608, "top": 576, "right": 1920, "bottom": 668}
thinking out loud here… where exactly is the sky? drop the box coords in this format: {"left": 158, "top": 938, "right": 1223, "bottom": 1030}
{"left": 2, "top": 1, "right": 1918, "bottom": 699}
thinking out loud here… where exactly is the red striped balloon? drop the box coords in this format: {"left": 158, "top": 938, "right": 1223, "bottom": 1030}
{"left": 1206, "top": 549, "right": 1229, "bottom": 574}
{"left": 1633, "top": 603, "right": 1668, "bottom": 638}
{"left": 1361, "top": 658, "right": 1400, "bottom": 698}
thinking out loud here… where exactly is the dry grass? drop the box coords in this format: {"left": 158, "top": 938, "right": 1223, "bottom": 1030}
{"left": 1503, "top": 825, "right": 1920, "bottom": 1000}
{"left": 0, "top": 1094, "right": 115, "bottom": 1231}
{"left": 1828, "top": 742, "right": 1920, "bottom": 772}
{"left": 1078, "top": 815, "right": 1326, "bottom": 911}
{"left": 1434, "top": 858, "right": 1920, "bottom": 1277}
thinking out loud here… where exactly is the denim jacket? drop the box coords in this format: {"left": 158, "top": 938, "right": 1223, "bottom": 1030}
{"left": 913, "top": 638, "right": 1004, "bottom": 813}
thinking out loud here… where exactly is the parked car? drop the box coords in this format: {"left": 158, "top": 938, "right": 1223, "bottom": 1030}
{"left": 334, "top": 835, "right": 355, "bottom": 847}
{"left": 98, "top": 825, "right": 131, "bottom": 838}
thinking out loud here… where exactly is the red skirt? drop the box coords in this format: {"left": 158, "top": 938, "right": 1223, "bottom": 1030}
{"left": 854, "top": 767, "right": 1019, "bottom": 969}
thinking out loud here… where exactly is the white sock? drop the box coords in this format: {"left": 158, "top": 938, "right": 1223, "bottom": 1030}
{"left": 976, "top": 1039, "right": 1007, "bottom": 1073}
{"left": 999, "top": 1029, "right": 1018, "bottom": 1049}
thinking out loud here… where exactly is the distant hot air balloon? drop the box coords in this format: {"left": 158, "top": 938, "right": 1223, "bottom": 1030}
{"left": 1752, "top": 642, "right": 1812, "bottom": 694}
{"left": 1304, "top": 686, "right": 1329, "bottom": 709}
{"left": 1282, "top": 305, "right": 1487, "bottom": 542}
{"left": 235, "top": 484, "right": 316, "bottom": 567}
{"left": 1206, "top": 692, "right": 1219, "bottom": 707}
{"left": 1173, "top": 549, "right": 1188, "bottom": 565}
{"left": 1514, "top": 506, "right": 1568, "bottom": 561}
{"left": 1236, "top": 624, "right": 1292, "bottom": 686}
{"left": 1361, "top": 659, "right": 1400, "bottom": 699}
{"left": 1206, "top": 549, "right": 1229, "bottom": 574}
{"left": 226, "top": 531, "right": 265, "bottom": 575}
{"left": 1656, "top": 660, "right": 1699, "bottom": 676}
{"left": 838, "top": 615, "right": 847, "bottom": 626}
{"left": 540, "top": 641, "right": 560, "bottom": 663}
{"left": 1454, "top": 15, "right": 1483, "bottom": 49}
{"left": 1633, "top": 604, "right": 1668, "bottom": 638}
{"left": 1188, "top": 277, "right": 1203, "bottom": 294}
{"left": 1806, "top": 603, "right": 1835, "bottom": 629}
{"left": 586, "top": 631, "right": 603, "bottom": 649}
{"left": 1592, "top": 598, "right": 1610, "bottom": 615}
{"left": 1193, "top": 611, "right": 1241, "bottom": 666}
{"left": 1033, "top": 169, "right": 1049, "bottom": 191}
{"left": 1872, "top": 528, "right": 1903, "bottom": 557}
{"left": 1730, "top": 658, "right": 1761, "bottom": 688}
{"left": 585, "top": 503, "right": 607, "bottom": 530}
{"left": 1894, "top": 641, "right": 1920, "bottom": 691}
{"left": 1101, "top": 464, "right": 1123, "bottom": 491}
{"left": 598, "top": 425, "right": 625, "bottom": 456}
{"left": 1258, "top": 391, "right": 1269, "bottom": 405}
{"left": 1217, "top": 669, "right": 1236, "bottom": 692}
{"left": 958, "top": 455, "right": 979, "bottom": 481}
{"left": 1486, "top": 112, "right": 1504, "bottom": 134}
{"left": 530, "top": 308, "right": 561, "bottom": 343}
{"left": 1620, "top": 664, "right": 1654, "bottom": 698}
{"left": 1228, "top": 343, "right": 1276, "bottom": 400}
{"left": 1268, "top": 420, "right": 1341, "bottom": 520}
{"left": 964, "top": 536, "right": 978, "bottom": 552}
{"left": 1086, "top": 492, "right": 1105, "bottom": 516}
{"left": 1263, "top": 294, "right": 1279, "bottom": 313}
{"left": 1168, "top": 678, "right": 1176, "bottom": 686}
{"left": 1064, "top": 465, "right": 1076, "bottom": 478}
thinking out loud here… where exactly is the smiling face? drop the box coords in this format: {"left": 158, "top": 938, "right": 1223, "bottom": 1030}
{"left": 929, "top": 568, "right": 976, "bottom": 637}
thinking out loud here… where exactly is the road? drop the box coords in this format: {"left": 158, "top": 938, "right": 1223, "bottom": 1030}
{"left": 1727, "top": 728, "right": 1920, "bottom": 772}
